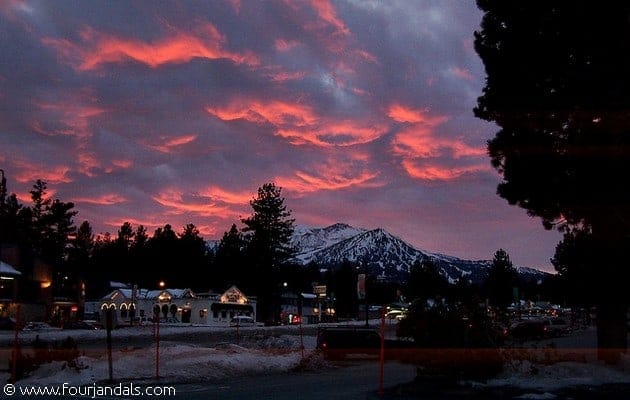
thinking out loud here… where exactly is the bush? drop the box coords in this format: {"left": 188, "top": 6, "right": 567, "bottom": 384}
{"left": 397, "top": 300, "right": 503, "bottom": 380}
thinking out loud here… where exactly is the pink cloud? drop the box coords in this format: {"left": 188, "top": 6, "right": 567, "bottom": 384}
{"left": 306, "top": 0, "right": 350, "bottom": 36}
{"left": 266, "top": 70, "right": 308, "bottom": 82}
{"left": 388, "top": 104, "right": 487, "bottom": 181}
{"left": 208, "top": 97, "right": 387, "bottom": 147}
{"left": 13, "top": 159, "right": 73, "bottom": 184}
{"left": 197, "top": 186, "right": 253, "bottom": 205}
{"left": 450, "top": 66, "right": 475, "bottom": 81}
{"left": 74, "top": 194, "right": 127, "bottom": 206}
{"left": 151, "top": 189, "right": 237, "bottom": 217}
{"left": 143, "top": 134, "right": 198, "bottom": 153}
{"left": 276, "top": 154, "right": 383, "bottom": 195}
{"left": 207, "top": 100, "right": 317, "bottom": 127}
{"left": 401, "top": 160, "right": 489, "bottom": 181}
{"left": 111, "top": 160, "right": 133, "bottom": 169}
{"left": 32, "top": 97, "right": 108, "bottom": 176}
{"left": 42, "top": 23, "right": 258, "bottom": 71}
{"left": 387, "top": 104, "right": 448, "bottom": 125}
{"left": 274, "top": 38, "right": 300, "bottom": 52}
{"left": 276, "top": 120, "right": 387, "bottom": 147}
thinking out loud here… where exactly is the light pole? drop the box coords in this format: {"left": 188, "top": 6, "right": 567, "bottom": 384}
{"left": 364, "top": 262, "right": 369, "bottom": 327}
{"left": 0, "top": 168, "right": 6, "bottom": 203}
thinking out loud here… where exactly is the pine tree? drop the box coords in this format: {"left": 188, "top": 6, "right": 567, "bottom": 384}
{"left": 484, "top": 249, "right": 518, "bottom": 309}
{"left": 241, "top": 183, "right": 295, "bottom": 322}
{"left": 474, "top": 0, "right": 630, "bottom": 360}
{"left": 215, "top": 224, "right": 246, "bottom": 289}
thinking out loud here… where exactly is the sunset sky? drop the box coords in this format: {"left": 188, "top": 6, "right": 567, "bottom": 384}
{"left": 0, "top": 1, "right": 561, "bottom": 271}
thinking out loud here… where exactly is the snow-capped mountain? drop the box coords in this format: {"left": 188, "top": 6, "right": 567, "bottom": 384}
{"left": 292, "top": 223, "right": 367, "bottom": 264}
{"left": 291, "top": 224, "right": 547, "bottom": 284}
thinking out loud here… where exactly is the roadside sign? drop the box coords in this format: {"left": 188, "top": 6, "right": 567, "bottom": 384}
{"left": 313, "top": 285, "right": 327, "bottom": 297}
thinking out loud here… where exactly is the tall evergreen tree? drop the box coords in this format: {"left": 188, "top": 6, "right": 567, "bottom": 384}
{"left": 406, "top": 259, "right": 448, "bottom": 302}
{"left": 178, "top": 223, "right": 210, "bottom": 291}
{"left": 146, "top": 224, "right": 179, "bottom": 287}
{"left": 241, "top": 183, "right": 295, "bottom": 266}
{"left": 215, "top": 224, "right": 246, "bottom": 289}
{"left": 484, "top": 249, "right": 518, "bottom": 308}
{"left": 474, "top": 0, "right": 630, "bottom": 360}
{"left": 241, "top": 183, "right": 295, "bottom": 322}
{"left": 551, "top": 228, "right": 597, "bottom": 308}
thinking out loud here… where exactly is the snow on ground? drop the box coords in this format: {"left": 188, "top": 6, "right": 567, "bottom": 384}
{"left": 1, "top": 335, "right": 322, "bottom": 386}
{"left": 2, "top": 324, "right": 629, "bottom": 394}
{"left": 475, "top": 355, "right": 630, "bottom": 391}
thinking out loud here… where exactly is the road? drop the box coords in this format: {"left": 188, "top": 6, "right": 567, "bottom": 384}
{"left": 174, "top": 361, "right": 417, "bottom": 400}
{"left": 4, "top": 361, "right": 417, "bottom": 400}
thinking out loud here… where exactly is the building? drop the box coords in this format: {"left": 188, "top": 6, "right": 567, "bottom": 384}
{"left": 99, "top": 285, "right": 256, "bottom": 326}
{"left": 0, "top": 244, "right": 58, "bottom": 323}
{"left": 0, "top": 260, "right": 21, "bottom": 316}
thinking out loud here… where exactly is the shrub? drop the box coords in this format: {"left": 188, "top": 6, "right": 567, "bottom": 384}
{"left": 397, "top": 300, "right": 503, "bottom": 380}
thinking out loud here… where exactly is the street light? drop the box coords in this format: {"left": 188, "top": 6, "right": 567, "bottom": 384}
{"left": 0, "top": 169, "right": 6, "bottom": 202}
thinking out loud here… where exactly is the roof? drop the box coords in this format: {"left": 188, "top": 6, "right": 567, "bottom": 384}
{"left": 0, "top": 261, "right": 21, "bottom": 276}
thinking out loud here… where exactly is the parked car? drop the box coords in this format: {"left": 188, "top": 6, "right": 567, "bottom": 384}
{"left": 23, "top": 322, "right": 59, "bottom": 331}
{"left": 385, "top": 309, "right": 406, "bottom": 321}
{"left": 316, "top": 326, "right": 382, "bottom": 360}
{"left": 63, "top": 320, "right": 99, "bottom": 330}
{"left": 541, "top": 317, "right": 570, "bottom": 337}
{"left": 82, "top": 320, "right": 104, "bottom": 329}
{"left": 507, "top": 319, "right": 546, "bottom": 340}
{"left": 230, "top": 316, "right": 256, "bottom": 327}
{"left": 0, "top": 316, "right": 18, "bottom": 330}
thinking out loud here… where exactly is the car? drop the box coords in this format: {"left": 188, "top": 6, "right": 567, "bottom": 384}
{"left": 23, "top": 322, "right": 58, "bottom": 331}
{"left": 385, "top": 309, "right": 406, "bottom": 321}
{"left": 230, "top": 316, "right": 256, "bottom": 327}
{"left": 541, "top": 317, "right": 570, "bottom": 337}
{"left": 316, "top": 326, "right": 382, "bottom": 360}
{"left": 0, "top": 316, "right": 18, "bottom": 330}
{"left": 507, "top": 319, "right": 546, "bottom": 340}
{"left": 62, "top": 320, "right": 99, "bottom": 330}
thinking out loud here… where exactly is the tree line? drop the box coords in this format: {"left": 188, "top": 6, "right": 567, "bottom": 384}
{"left": 0, "top": 175, "right": 603, "bottom": 324}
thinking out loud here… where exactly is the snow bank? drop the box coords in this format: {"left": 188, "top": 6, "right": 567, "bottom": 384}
{"left": 2, "top": 335, "right": 319, "bottom": 386}
{"left": 475, "top": 354, "right": 630, "bottom": 391}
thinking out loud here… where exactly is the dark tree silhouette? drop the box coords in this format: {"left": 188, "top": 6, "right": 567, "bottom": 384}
{"left": 406, "top": 259, "right": 448, "bottom": 302}
{"left": 484, "top": 249, "right": 518, "bottom": 309}
{"left": 551, "top": 228, "right": 597, "bottom": 308}
{"left": 474, "top": 0, "right": 630, "bottom": 361}
{"left": 177, "top": 223, "right": 210, "bottom": 291}
{"left": 215, "top": 224, "right": 246, "bottom": 289}
{"left": 241, "top": 183, "right": 295, "bottom": 322}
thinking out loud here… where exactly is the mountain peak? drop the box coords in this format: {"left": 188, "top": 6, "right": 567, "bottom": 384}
{"left": 291, "top": 223, "right": 548, "bottom": 284}
{"left": 324, "top": 222, "right": 354, "bottom": 231}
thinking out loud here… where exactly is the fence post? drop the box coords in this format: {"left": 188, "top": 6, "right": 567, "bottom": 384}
{"left": 106, "top": 308, "right": 113, "bottom": 382}
{"left": 154, "top": 309, "right": 160, "bottom": 379}
{"left": 378, "top": 305, "right": 386, "bottom": 396}
{"left": 11, "top": 304, "right": 21, "bottom": 383}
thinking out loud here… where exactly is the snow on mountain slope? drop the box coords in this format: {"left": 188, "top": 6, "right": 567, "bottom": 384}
{"left": 291, "top": 223, "right": 367, "bottom": 264}
{"left": 291, "top": 223, "right": 547, "bottom": 284}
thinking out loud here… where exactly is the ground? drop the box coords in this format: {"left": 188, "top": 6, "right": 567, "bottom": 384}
{"left": 0, "top": 322, "right": 628, "bottom": 399}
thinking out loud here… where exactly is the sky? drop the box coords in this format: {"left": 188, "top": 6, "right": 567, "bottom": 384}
{"left": 0, "top": 0, "right": 562, "bottom": 271}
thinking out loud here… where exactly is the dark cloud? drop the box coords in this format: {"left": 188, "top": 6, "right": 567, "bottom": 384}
{"left": 0, "top": 0, "right": 561, "bottom": 270}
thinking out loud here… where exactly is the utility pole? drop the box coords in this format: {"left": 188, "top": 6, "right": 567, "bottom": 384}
{"left": 0, "top": 168, "right": 6, "bottom": 205}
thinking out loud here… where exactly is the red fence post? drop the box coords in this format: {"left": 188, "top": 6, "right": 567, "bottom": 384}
{"left": 155, "top": 310, "right": 160, "bottom": 380}
{"left": 378, "top": 305, "right": 386, "bottom": 396}
{"left": 11, "top": 304, "right": 21, "bottom": 383}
